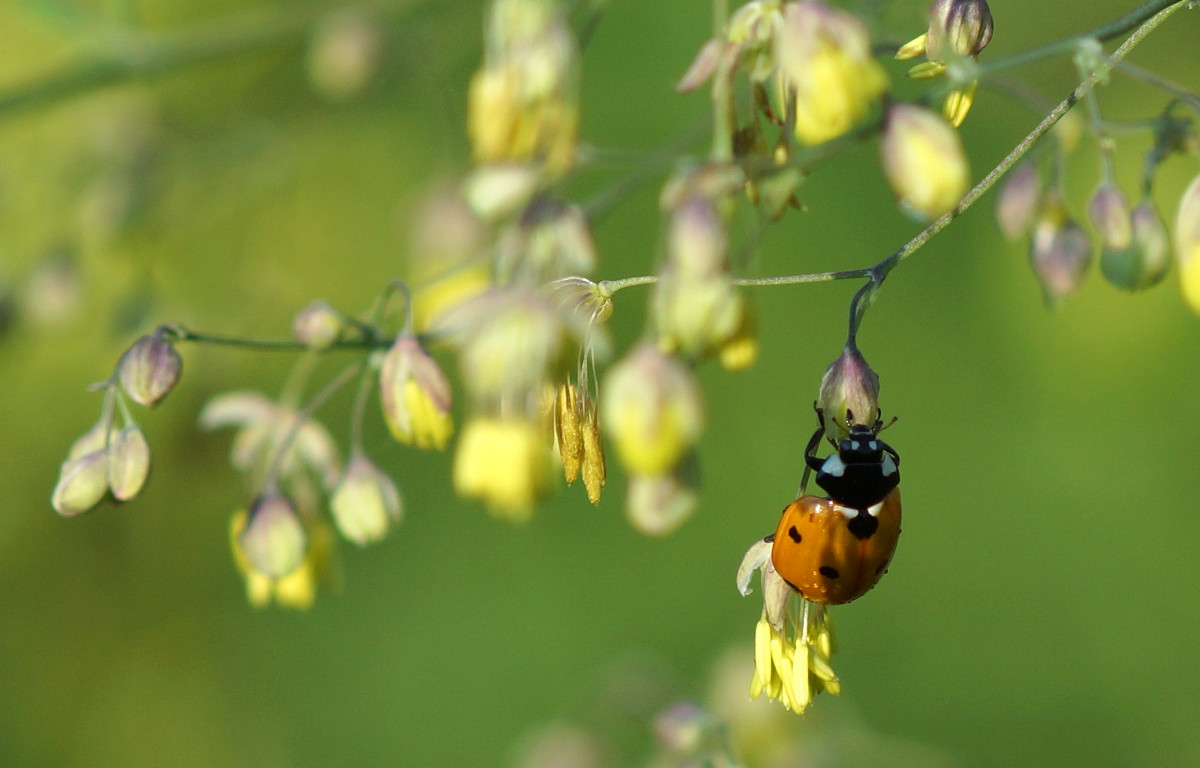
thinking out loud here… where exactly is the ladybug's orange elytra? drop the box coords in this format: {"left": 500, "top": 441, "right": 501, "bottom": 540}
{"left": 770, "top": 488, "right": 901, "bottom": 605}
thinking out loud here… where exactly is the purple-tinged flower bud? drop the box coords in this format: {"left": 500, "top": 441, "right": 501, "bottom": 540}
{"left": 292, "top": 300, "right": 344, "bottom": 351}
{"left": 106, "top": 424, "right": 150, "bottom": 502}
{"left": 239, "top": 492, "right": 307, "bottom": 579}
{"left": 1174, "top": 173, "right": 1200, "bottom": 314}
{"left": 654, "top": 702, "right": 707, "bottom": 753}
{"left": 330, "top": 452, "right": 402, "bottom": 546}
{"left": 927, "top": 0, "right": 994, "bottom": 61}
{"left": 379, "top": 336, "right": 454, "bottom": 450}
{"left": 626, "top": 464, "right": 699, "bottom": 537}
{"left": 880, "top": 104, "right": 969, "bottom": 221}
{"left": 117, "top": 330, "right": 182, "bottom": 407}
{"left": 1101, "top": 199, "right": 1170, "bottom": 291}
{"left": 1030, "top": 200, "right": 1093, "bottom": 303}
{"left": 1088, "top": 182, "right": 1133, "bottom": 252}
{"left": 817, "top": 345, "right": 880, "bottom": 442}
{"left": 995, "top": 163, "right": 1042, "bottom": 240}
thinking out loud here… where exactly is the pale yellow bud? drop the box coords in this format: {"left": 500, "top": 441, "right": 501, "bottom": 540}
{"left": 626, "top": 470, "right": 699, "bottom": 537}
{"left": 106, "top": 424, "right": 150, "bottom": 502}
{"left": 1030, "top": 198, "right": 1092, "bottom": 303}
{"left": 330, "top": 453, "right": 402, "bottom": 546}
{"left": 238, "top": 493, "right": 307, "bottom": 579}
{"left": 927, "top": 0, "right": 994, "bottom": 62}
{"left": 602, "top": 344, "right": 703, "bottom": 475}
{"left": 880, "top": 103, "right": 969, "bottom": 220}
{"left": 306, "top": 9, "right": 380, "bottom": 100}
{"left": 292, "top": 300, "right": 345, "bottom": 351}
{"left": 52, "top": 452, "right": 110, "bottom": 516}
{"left": 1175, "top": 174, "right": 1200, "bottom": 314}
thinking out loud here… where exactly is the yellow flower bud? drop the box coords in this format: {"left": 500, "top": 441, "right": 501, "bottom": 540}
{"left": 330, "top": 452, "right": 403, "bottom": 545}
{"left": 601, "top": 344, "right": 703, "bottom": 475}
{"left": 880, "top": 104, "right": 969, "bottom": 220}
{"left": 106, "top": 424, "right": 150, "bottom": 502}
{"left": 1175, "top": 174, "right": 1200, "bottom": 314}
{"left": 625, "top": 467, "right": 699, "bottom": 537}
{"left": 379, "top": 337, "right": 454, "bottom": 450}
{"left": 453, "top": 417, "right": 552, "bottom": 520}
{"left": 927, "top": 0, "right": 994, "bottom": 62}
{"left": 52, "top": 451, "right": 110, "bottom": 517}
{"left": 292, "top": 300, "right": 345, "bottom": 351}
{"left": 995, "top": 163, "right": 1042, "bottom": 240}
{"left": 238, "top": 492, "right": 307, "bottom": 579}
{"left": 775, "top": 1, "right": 888, "bottom": 146}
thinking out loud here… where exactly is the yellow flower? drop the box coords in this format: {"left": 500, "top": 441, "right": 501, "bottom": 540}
{"left": 453, "top": 417, "right": 552, "bottom": 520}
{"left": 738, "top": 538, "right": 839, "bottom": 715}
{"left": 895, "top": 0, "right": 994, "bottom": 126}
{"left": 467, "top": 0, "right": 579, "bottom": 175}
{"left": 775, "top": 1, "right": 888, "bottom": 146}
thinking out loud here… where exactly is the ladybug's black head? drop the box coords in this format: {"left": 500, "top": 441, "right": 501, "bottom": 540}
{"left": 837, "top": 424, "right": 885, "bottom": 463}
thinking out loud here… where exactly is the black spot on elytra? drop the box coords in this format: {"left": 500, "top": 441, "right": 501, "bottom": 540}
{"left": 788, "top": 526, "right": 802, "bottom": 543}
{"left": 819, "top": 565, "right": 840, "bottom": 579}
{"left": 847, "top": 510, "right": 879, "bottom": 540}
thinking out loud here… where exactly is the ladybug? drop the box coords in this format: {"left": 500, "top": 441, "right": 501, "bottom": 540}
{"left": 804, "top": 413, "right": 900, "bottom": 511}
{"left": 770, "top": 489, "right": 902, "bottom": 605}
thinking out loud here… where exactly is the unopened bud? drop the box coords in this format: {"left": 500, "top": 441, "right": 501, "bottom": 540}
{"left": 626, "top": 462, "right": 700, "bottom": 536}
{"left": 496, "top": 200, "right": 596, "bottom": 283}
{"left": 330, "top": 452, "right": 402, "bottom": 545}
{"left": 880, "top": 104, "right": 969, "bottom": 221}
{"left": 995, "top": 163, "right": 1042, "bottom": 240}
{"left": 667, "top": 197, "right": 726, "bottom": 279}
{"left": 1031, "top": 200, "right": 1092, "bottom": 303}
{"left": 1175, "top": 174, "right": 1200, "bottom": 314}
{"left": 654, "top": 702, "right": 708, "bottom": 753}
{"left": 818, "top": 345, "right": 880, "bottom": 442}
{"left": 117, "top": 330, "right": 182, "bottom": 407}
{"left": 106, "top": 424, "right": 150, "bottom": 502}
{"left": 239, "top": 493, "right": 307, "bottom": 579}
{"left": 52, "top": 451, "right": 110, "bottom": 516}
{"left": 1102, "top": 199, "right": 1170, "bottom": 291}
{"left": 307, "top": 9, "right": 380, "bottom": 100}
{"left": 292, "top": 300, "right": 344, "bottom": 351}
{"left": 1088, "top": 182, "right": 1133, "bottom": 252}
{"left": 927, "top": 0, "right": 994, "bottom": 61}
{"left": 602, "top": 344, "right": 704, "bottom": 476}
{"left": 379, "top": 336, "right": 454, "bottom": 450}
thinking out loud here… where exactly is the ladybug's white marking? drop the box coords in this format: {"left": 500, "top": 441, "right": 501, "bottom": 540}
{"left": 867, "top": 501, "right": 884, "bottom": 517}
{"left": 822, "top": 454, "right": 847, "bottom": 477}
{"left": 881, "top": 455, "right": 897, "bottom": 477}
{"left": 868, "top": 440, "right": 879, "bottom": 451}
{"left": 834, "top": 503, "right": 858, "bottom": 520}
{"left": 850, "top": 440, "right": 861, "bottom": 450}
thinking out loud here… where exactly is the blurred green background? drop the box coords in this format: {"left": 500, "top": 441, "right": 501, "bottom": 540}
{"left": 3, "top": 0, "right": 1200, "bottom": 766}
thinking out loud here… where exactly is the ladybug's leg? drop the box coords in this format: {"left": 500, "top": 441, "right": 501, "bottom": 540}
{"left": 799, "top": 425, "right": 825, "bottom": 496}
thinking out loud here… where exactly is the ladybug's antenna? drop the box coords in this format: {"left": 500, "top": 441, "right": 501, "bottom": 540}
{"left": 878, "top": 415, "right": 898, "bottom": 432}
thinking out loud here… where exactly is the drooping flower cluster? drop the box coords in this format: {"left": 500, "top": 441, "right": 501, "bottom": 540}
{"left": 678, "top": 0, "right": 972, "bottom": 221}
